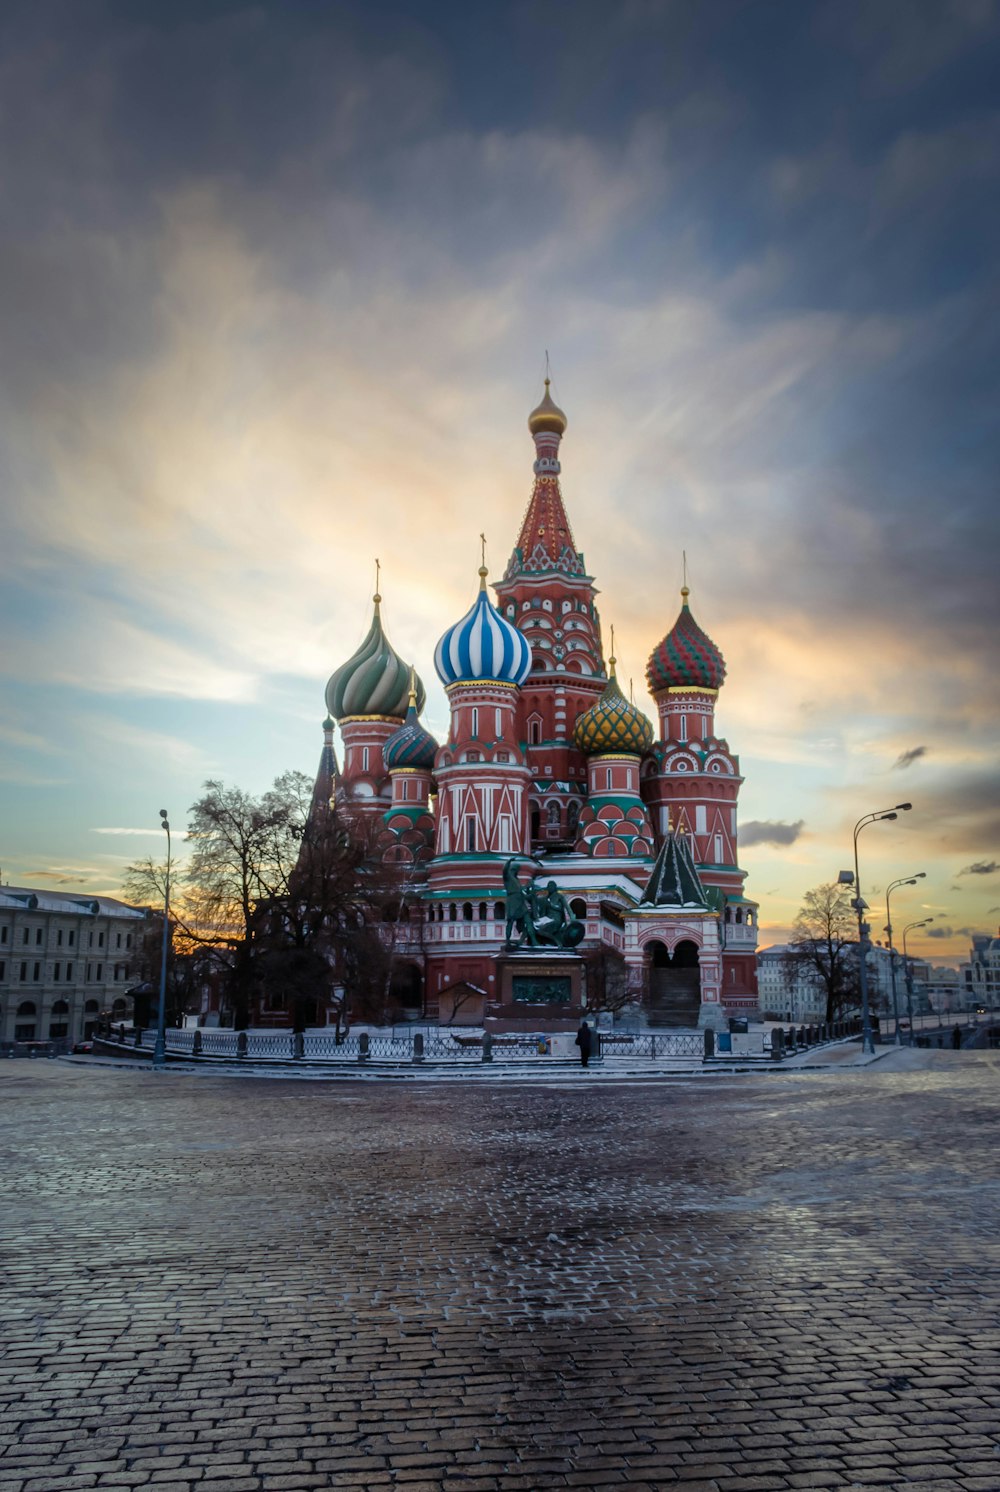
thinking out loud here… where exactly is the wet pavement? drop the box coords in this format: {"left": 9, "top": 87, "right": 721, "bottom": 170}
{"left": 1, "top": 1056, "right": 999, "bottom": 1491}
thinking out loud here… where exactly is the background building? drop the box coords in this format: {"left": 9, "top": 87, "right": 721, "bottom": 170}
{"left": 0, "top": 888, "right": 149, "bottom": 1047}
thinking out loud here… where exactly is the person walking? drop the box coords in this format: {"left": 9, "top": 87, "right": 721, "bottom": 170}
{"left": 952, "top": 1023, "right": 963, "bottom": 1050}
{"left": 574, "top": 1019, "right": 593, "bottom": 1069}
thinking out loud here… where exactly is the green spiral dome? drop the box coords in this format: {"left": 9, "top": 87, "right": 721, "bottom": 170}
{"left": 325, "top": 599, "right": 426, "bottom": 721}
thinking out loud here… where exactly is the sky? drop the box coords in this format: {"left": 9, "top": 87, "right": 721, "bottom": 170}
{"left": 1, "top": 0, "right": 998, "bottom": 968}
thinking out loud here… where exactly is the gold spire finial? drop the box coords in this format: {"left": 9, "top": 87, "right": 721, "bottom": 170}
{"left": 478, "top": 532, "right": 489, "bottom": 589}
{"left": 374, "top": 557, "right": 382, "bottom": 609}
{"left": 609, "top": 623, "right": 616, "bottom": 671}
{"left": 681, "top": 549, "right": 689, "bottom": 603}
{"left": 407, "top": 665, "right": 417, "bottom": 709}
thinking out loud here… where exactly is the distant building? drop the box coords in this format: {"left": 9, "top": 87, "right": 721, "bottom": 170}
{"left": 962, "top": 932, "right": 1000, "bottom": 1009}
{"left": 757, "top": 941, "right": 896, "bottom": 1023}
{"left": 0, "top": 888, "right": 150, "bottom": 1046}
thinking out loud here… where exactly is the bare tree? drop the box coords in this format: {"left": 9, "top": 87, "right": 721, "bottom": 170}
{"left": 125, "top": 774, "right": 410, "bottom": 1031}
{"left": 784, "top": 882, "right": 861, "bottom": 1024}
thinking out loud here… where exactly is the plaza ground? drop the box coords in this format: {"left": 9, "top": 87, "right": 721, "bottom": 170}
{"left": 1, "top": 1056, "right": 998, "bottom": 1491}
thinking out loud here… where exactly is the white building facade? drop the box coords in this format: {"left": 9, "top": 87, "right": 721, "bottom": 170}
{"left": 0, "top": 888, "right": 150, "bottom": 1047}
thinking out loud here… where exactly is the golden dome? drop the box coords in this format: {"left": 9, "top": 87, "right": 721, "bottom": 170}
{"left": 528, "top": 378, "right": 567, "bottom": 436}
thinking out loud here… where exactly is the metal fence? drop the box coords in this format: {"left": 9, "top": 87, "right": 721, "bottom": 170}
{"left": 101, "top": 1017, "right": 867, "bottom": 1067}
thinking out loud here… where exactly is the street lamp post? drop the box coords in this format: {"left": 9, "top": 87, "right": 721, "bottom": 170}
{"left": 902, "top": 917, "right": 934, "bottom": 1046}
{"left": 153, "top": 809, "right": 172, "bottom": 1070}
{"left": 852, "top": 804, "right": 913, "bottom": 1056}
{"left": 885, "top": 872, "right": 926, "bottom": 1045}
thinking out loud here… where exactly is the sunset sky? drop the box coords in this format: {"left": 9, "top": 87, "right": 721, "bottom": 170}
{"left": 1, "top": 0, "right": 998, "bottom": 967}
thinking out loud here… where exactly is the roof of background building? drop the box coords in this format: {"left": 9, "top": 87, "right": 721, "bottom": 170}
{"left": 0, "top": 887, "right": 148, "bottom": 919}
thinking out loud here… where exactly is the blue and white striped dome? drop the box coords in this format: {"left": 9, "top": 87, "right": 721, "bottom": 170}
{"left": 434, "top": 569, "right": 532, "bottom": 688}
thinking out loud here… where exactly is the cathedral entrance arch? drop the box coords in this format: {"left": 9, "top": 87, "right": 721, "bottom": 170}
{"left": 646, "top": 938, "right": 701, "bottom": 1028}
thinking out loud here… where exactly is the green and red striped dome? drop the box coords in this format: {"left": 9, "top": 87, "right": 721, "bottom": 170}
{"left": 646, "top": 589, "right": 726, "bottom": 694}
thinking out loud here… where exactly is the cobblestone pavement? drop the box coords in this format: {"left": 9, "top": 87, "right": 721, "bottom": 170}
{"left": 2, "top": 1058, "right": 999, "bottom": 1492}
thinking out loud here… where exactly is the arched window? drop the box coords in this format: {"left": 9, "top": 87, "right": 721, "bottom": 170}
{"left": 679, "top": 714, "right": 687, "bottom": 742}
{"left": 735, "top": 908, "right": 743, "bottom": 924}
{"left": 570, "top": 898, "right": 587, "bottom": 920}
{"left": 567, "top": 801, "right": 580, "bottom": 833}
{"left": 528, "top": 717, "right": 542, "bottom": 745}
{"left": 16, "top": 1001, "right": 36, "bottom": 1016}
{"left": 471, "top": 707, "right": 479, "bottom": 738}
{"left": 449, "top": 904, "right": 457, "bottom": 922}
{"left": 494, "top": 902, "right": 505, "bottom": 920}
{"left": 51, "top": 999, "right": 69, "bottom": 1014}
{"left": 462, "top": 902, "right": 473, "bottom": 922}
{"left": 478, "top": 902, "right": 488, "bottom": 921}
{"left": 547, "top": 801, "right": 561, "bottom": 828}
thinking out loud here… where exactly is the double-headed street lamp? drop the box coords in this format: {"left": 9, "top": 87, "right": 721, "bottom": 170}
{"left": 902, "top": 916, "right": 934, "bottom": 1045}
{"left": 885, "top": 872, "right": 926, "bottom": 1045}
{"left": 153, "top": 809, "right": 172, "bottom": 1071}
{"left": 852, "top": 803, "right": 913, "bottom": 1056}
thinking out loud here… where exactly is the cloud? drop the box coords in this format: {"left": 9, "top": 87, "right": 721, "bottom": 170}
{"left": 926, "top": 925, "right": 975, "bottom": 940}
{"left": 893, "top": 745, "right": 928, "bottom": 770}
{"left": 741, "top": 819, "right": 806, "bottom": 848}
{"left": 91, "top": 827, "right": 173, "bottom": 837}
{"left": 960, "top": 860, "right": 999, "bottom": 876}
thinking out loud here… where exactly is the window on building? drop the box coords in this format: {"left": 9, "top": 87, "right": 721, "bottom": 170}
{"left": 495, "top": 708, "right": 502, "bottom": 737}
{"left": 546, "top": 802, "right": 560, "bottom": 828}
{"left": 494, "top": 902, "right": 505, "bottom": 920}
{"left": 478, "top": 903, "right": 487, "bottom": 921}
{"left": 96, "top": 964, "right": 102, "bottom": 980}
{"left": 567, "top": 801, "right": 580, "bottom": 833}
{"left": 362, "top": 746, "right": 369, "bottom": 772}
{"left": 696, "top": 805, "right": 707, "bottom": 834}
{"left": 449, "top": 904, "right": 457, "bottom": 922}
{"left": 57, "top": 929, "right": 63, "bottom": 947}
{"left": 679, "top": 714, "right": 687, "bottom": 741}
{"left": 54, "top": 963, "right": 61, "bottom": 982}
{"left": 471, "top": 707, "right": 479, "bottom": 738}
{"left": 0, "top": 926, "right": 7, "bottom": 944}
{"left": 702, "top": 715, "right": 709, "bottom": 739}
{"left": 496, "top": 751, "right": 509, "bottom": 763}
{"left": 22, "top": 928, "right": 29, "bottom": 945}
{"left": 32, "top": 962, "right": 40, "bottom": 982}
{"left": 116, "top": 933, "right": 122, "bottom": 948}
{"left": 86, "top": 964, "right": 92, "bottom": 981}
{"left": 0, "top": 961, "right": 5, "bottom": 980}
{"left": 605, "top": 767, "right": 612, "bottom": 790}
{"left": 126, "top": 933, "right": 131, "bottom": 949}
{"left": 20, "top": 961, "right": 27, "bottom": 981}
{"left": 465, "top": 818, "right": 477, "bottom": 853}
{"left": 68, "top": 930, "right": 75, "bottom": 946}
{"left": 714, "top": 834, "right": 723, "bottom": 862}
{"left": 98, "top": 932, "right": 104, "bottom": 947}
{"left": 528, "top": 718, "right": 542, "bottom": 745}
{"left": 66, "top": 963, "right": 73, "bottom": 980}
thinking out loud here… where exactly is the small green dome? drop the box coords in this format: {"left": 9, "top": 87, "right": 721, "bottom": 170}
{"left": 573, "top": 667, "right": 654, "bottom": 756}
{"left": 325, "top": 598, "right": 426, "bottom": 721}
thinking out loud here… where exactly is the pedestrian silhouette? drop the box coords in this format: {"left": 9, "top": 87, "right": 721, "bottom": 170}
{"left": 574, "top": 1019, "right": 593, "bottom": 1068}
{"left": 952, "top": 1024, "right": 962, "bottom": 1050}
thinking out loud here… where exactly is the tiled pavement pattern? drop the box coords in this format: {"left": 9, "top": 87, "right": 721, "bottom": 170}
{"left": 1, "top": 1058, "right": 999, "bottom": 1492}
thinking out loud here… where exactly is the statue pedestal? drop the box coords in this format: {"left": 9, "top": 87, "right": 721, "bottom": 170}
{"left": 492, "top": 950, "right": 586, "bottom": 1028}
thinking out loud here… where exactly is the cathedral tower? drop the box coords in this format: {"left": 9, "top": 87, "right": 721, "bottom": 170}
{"left": 493, "top": 381, "right": 606, "bottom": 848}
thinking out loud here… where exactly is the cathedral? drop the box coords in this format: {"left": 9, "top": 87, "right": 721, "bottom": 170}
{"left": 316, "top": 382, "right": 758, "bottom": 1030}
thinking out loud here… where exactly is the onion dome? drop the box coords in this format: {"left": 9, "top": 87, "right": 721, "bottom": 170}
{"left": 325, "top": 594, "right": 426, "bottom": 720}
{"left": 383, "top": 679, "right": 438, "bottom": 771}
{"left": 646, "top": 587, "right": 726, "bottom": 694}
{"left": 528, "top": 377, "right": 567, "bottom": 437}
{"left": 434, "top": 567, "right": 532, "bottom": 687}
{"left": 574, "top": 662, "right": 654, "bottom": 755}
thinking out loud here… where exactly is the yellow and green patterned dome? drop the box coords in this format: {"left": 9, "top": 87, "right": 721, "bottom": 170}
{"left": 573, "top": 665, "right": 654, "bottom": 756}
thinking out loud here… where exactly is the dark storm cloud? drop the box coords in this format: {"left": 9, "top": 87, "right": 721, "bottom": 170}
{"left": 741, "top": 820, "right": 806, "bottom": 848}
{"left": 894, "top": 746, "right": 928, "bottom": 770}
{"left": 960, "top": 860, "right": 1000, "bottom": 876}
